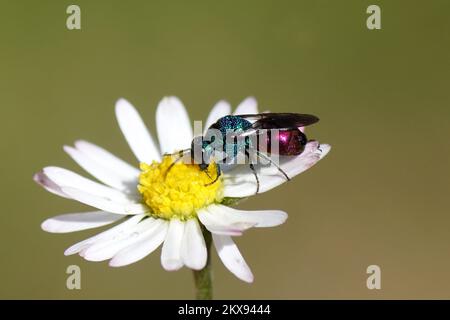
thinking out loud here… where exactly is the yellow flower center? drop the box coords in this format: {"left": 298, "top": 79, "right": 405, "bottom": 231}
{"left": 138, "top": 156, "right": 223, "bottom": 220}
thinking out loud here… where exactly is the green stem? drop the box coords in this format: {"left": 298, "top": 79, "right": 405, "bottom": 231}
{"left": 193, "top": 227, "right": 213, "bottom": 300}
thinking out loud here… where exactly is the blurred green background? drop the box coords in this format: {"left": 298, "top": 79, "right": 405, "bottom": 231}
{"left": 1, "top": 0, "right": 449, "bottom": 299}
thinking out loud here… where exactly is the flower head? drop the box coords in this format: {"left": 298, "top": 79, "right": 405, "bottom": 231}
{"left": 138, "top": 157, "right": 223, "bottom": 220}
{"left": 35, "top": 96, "right": 330, "bottom": 283}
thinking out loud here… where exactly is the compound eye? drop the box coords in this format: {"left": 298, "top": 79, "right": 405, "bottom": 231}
{"left": 191, "top": 136, "right": 203, "bottom": 149}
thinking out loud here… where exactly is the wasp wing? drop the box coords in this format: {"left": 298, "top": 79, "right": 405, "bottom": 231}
{"left": 237, "top": 113, "right": 319, "bottom": 129}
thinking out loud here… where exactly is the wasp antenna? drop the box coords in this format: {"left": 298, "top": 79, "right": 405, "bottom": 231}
{"left": 163, "top": 149, "right": 190, "bottom": 180}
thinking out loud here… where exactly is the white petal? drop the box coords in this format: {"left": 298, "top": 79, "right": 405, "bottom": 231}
{"left": 223, "top": 142, "right": 331, "bottom": 197}
{"left": 109, "top": 220, "right": 168, "bottom": 267}
{"left": 115, "top": 98, "right": 160, "bottom": 163}
{"left": 181, "top": 219, "right": 207, "bottom": 270}
{"left": 277, "top": 143, "right": 330, "bottom": 177}
{"left": 41, "top": 211, "right": 124, "bottom": 233}
{"left": 320, "top": 143, "right": 331, "bottom": 156}
{"left": 156, "top": 96, "right": 193, "bottom": 154}
{"left": 74, "top": 140, "right": 140, "bottom": 182}
{"left": 213, "top": 234, "right": 253, "bottom": 283}
{"left": 204, "top": 100, "right": 231, "bottom": 132}
{"left": 64, "top": 214, "right": 145, "bottom": 255}
{"left": 221, "top": 181, "right": 255, "bottom": 198}
{"left": 82, "top": 217, "right": 160, "bottom": 261}
{"left": 33, "top": 172, "right": 70, "bottom": 199}
{"left": 197, "top": 207, "right": 255, "bottom": 236}
{"left": 206, "top": 204, "right": 287, "bottom": 228}
{"left": 60, "top": 187, "right": 147, "bottom": 215}
{"left": 64, "top": 145, "right": 136, "bottom": 192}
{"left": 42, "top": 167, "right": 133, "bottom": 203}
{"left": 233, "top": 97, "right": 258, "bottom": 115}
{"left": 161, "top": 218, "right": 185, "bottom": 271}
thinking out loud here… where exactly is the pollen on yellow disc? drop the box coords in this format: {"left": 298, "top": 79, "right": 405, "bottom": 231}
{"left": 138, "top": 156, "right": 223, "bottom": 220}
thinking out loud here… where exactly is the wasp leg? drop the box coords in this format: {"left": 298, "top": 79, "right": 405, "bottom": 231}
{"left": 249, "top": 163, "right": 260, "bottom": 194}
{"left": 244, "top": 149, "right": 260, "bottom": 194}
{"left": 256, "top": 151, "right": 290, "bottom": 181}
{"left": 204, "top": 164, "right": 222, "bottom": 186}
{"left": 203, "top": 169, "right": 212, "bottom": 180}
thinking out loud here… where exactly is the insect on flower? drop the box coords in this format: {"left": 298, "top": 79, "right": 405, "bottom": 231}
{"left": 35, "top": 96, "right": 330, "bottom": 287}
{"left": 167, "top": 113, "right": 320, "bottom": 193}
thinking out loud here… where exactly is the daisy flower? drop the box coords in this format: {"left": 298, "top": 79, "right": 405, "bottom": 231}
{"left": 35, "top": 96, "right": 330, "bottom": 297}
